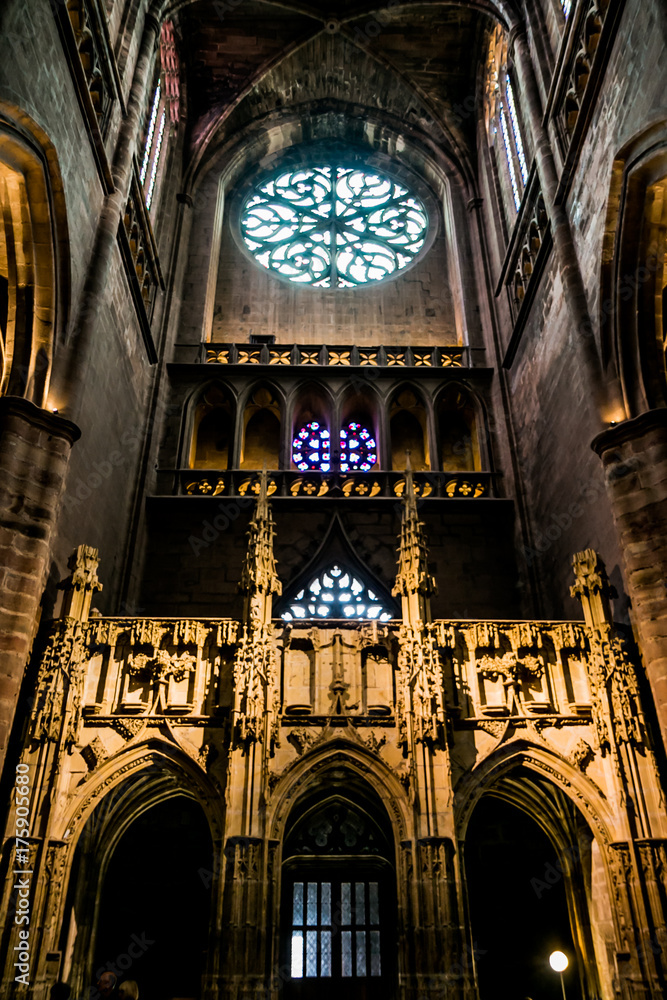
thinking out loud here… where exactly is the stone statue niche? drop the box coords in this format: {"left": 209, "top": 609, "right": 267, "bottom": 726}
{"left": 283, "top": 637, "right": 315, "bottom": 714}
{"left": 362, "top": 644, "right": 394, "bottom": 715}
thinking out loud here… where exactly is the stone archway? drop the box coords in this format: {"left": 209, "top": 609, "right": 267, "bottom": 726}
{"left": 278, "top": 771, "right": 398, "bottom": 1000}
{"left": 63, "top": 792, "right": 214, "bottom": 1000}
{"left": 459, "top": 759, "right": 617, "bottom": 1000}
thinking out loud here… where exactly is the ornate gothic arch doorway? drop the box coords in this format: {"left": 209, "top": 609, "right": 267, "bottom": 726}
{"left": 280, "top": 791, "right": 397, "bottom": 1000}
{"left": 464, "top": 780, "right": 609, "bottom": 1000}
{"left": 63, "top": 791, "right": 214, "bottom": 1000}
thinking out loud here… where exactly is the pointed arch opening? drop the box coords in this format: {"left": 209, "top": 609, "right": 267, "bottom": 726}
{"left": 437, "top": 385, "right": 481, "bottom": 471}
{"left": 276, "top": 515, "right": 398, "bottom": 624}
{"left": 291, "top": 382, "right": 333, "bottom": 472}
{"left": 462, "top": 765, "right": 613, "bottom": 1000}
{"left": 280, "top": 767, "right": 396, "bottom": 1000}
{"left": 58, "top": 769, "right": 216, "bottom": 1000}
{"left": 598, "top": 128, "right": 667, "bottom": 416}
{"left": 189, "top": 382, "right": 234, "bottom": 469}
{"left": 389, "top": 386, "right": 430, "bottom": 471}
{"left": 0, "top": 115, "right": 68, "bottom": 405}
{"left": 240, "top": 383, "right": 282, "bottom": 469}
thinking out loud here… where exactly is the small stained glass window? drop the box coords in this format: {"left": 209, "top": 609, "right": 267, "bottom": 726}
{"left": 281, "top": 564, "right": 392, "bottom": 623}
{"left": 561, "top": 0, "right": 572, "bottom": 18}
{"left": 292, "top": 421, "right": 331, "bottom": 472}
{"left": 340, "top": 422, "right": 377, "bottom": 472}
{"left": 240, "top": 162, "right": 429, "bottom": 288}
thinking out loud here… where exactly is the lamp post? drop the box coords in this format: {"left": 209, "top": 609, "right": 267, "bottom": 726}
{"left": 549, "top": 950, "right": 568, "bottom": 1000}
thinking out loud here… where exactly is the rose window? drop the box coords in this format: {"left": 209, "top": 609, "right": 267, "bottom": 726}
{"left": 240, "top": 163, "right": 429, "bottom": 288}
{"left": 340, "top": 423, "right": 377, "bottom": 472}
{"left": 281, "top": 565, "right": 393, "bottom": 622}
{"left": 292, "top": 422, "right": 331, "bottom": 472}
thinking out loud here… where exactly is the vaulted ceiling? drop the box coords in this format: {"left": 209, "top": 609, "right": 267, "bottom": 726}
{"left": 176, "top": 1, "right": 499, "bottom": 170}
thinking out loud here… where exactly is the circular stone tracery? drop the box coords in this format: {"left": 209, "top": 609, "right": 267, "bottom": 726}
{"left": 240, "top": 163, "right": 429, "bottom": 288}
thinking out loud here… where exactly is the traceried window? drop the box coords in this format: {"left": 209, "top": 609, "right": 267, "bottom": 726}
{"left": 281, "top": 565, "right": 392, "bottom": 622}
{"left": 560, "top": 0, "right": 572, "bottom": 17}
{"left": 293, "top": 421, "right": 331, "bottom": 472}
{"left": 291, "top": 420, "right": 377, "bottom": 472}
{"left": 240, "top": 162, "right": 429, "bottom": 287}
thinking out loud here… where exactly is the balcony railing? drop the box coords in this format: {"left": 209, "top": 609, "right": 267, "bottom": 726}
{"left": 158, "top": 469, "right": 497, "bottom": 500}
{"left": 118, "top": 168, "right": 164, "bottom": 361}
{"left": 199, "top": 343, "right": 468, "bottom": 369}
{"left": 497, "top": 168, "right": 552, "bottom": 365}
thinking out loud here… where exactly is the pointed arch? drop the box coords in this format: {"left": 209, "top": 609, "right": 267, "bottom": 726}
{"left": 275, "top": 513, "right": 398, "bottom": 622}
{"left": 267, "top": 740, "right": 410, "bottom": 850}
{"left": 0, "top": 107, "right": 70, "bottom": 406}
{"left": 436, "top": 383, "right": 483, "bottom": 471}
{"left": 599, "top": 122, "right": 667, "bottom": 417}
{"left": 240, "top": 380, "right": 284, "bottom": 469}
{"left": 339, "top": 382, "right": 380, "bottom": 472}
{"left": 289, "top": 380, "right": 334, "bottom": 472}
{"left": 186, "top": 380, "right": 235, "bottom": 469}
{"left": 455, "top": 742, "right": 620, "bottom": 1000}
{"left": 388, "top": 384, "right": 431, "bottom": 471}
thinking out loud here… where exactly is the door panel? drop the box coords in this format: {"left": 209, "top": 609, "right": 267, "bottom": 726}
{"left": 283, "top": 872, "right": 390, "bottom": 1000}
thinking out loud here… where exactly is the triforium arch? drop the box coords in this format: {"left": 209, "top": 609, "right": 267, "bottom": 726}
{"left": 388, "top": 384, "right": 431, "bottom": 472}
{"left": 239, "top": 381, "right": 284, "bottom": 470}
{"left": 435, "top": 383, "right": 484, "bottom": 472}
{"left": 183, "top": 381, "right": 236, "bottom": 470}
{"left": 599, "top": 122, "right": 667, "bottom": 418}
{"left": 455, "top": 742, "right": 639, "bottom": 1000}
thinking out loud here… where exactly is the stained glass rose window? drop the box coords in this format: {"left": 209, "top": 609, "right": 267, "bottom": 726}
{"left": 240, "top": 163, "right": 429, "bottom": 288}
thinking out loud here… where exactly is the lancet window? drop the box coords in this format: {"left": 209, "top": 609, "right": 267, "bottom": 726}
{"left": 139, "top": 24, "right": 180, "bottom": 212}
{"left": 485, "top": 26, "right": 531, "bottom": 216}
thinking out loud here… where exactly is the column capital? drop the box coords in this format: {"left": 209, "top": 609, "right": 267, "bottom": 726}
{"left": 0, "top": 395, "right": 81, "bottom": 445}
{"left": 592, "top": 407, "right": 667, "bottom": 455}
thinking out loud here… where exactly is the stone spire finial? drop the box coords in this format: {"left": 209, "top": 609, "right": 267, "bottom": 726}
{"left": 570, "top": 548, "right": 617, "bottom": 630}
{"left": 392, "top": 455, "right": 437, "bottom": 626}
{"left": 59, "top": 545, "right": 102, "bottom": 621}
{"left": 239, "top": 469, "right": 282, "bottom": 625}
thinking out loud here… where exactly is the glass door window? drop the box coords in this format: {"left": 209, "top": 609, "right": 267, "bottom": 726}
{"left": 287, "top": 877, "right": 384, "bottom": 981}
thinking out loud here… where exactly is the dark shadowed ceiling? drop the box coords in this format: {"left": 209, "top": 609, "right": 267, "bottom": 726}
{"left": 175, "top": 1, "right": 498, "bottom": 167}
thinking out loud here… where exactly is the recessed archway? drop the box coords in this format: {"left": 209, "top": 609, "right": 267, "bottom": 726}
{"left": 465, "top": 794, "right": 580, "bottom": 1000}
{"left": 279, "top": 768, "right": 397, "bottom": 1000}
{"left": 92, "top": 795, "right": 213, "bottom": 1000}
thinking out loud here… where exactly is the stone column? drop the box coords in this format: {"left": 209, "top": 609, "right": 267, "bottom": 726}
{"left": 0, "top": 396, "right": 80, "bottom": 767}
{"left": 509, "top": 29, "right": 610, "bottom": 415}
{"left": 403, "top": 837, "right": 467, "bottom": 1000}
{"left": 593, "top": 409, "right": 667, "bottom": 752}
{"left": 218, "top": 836, "right": 273, "bottom": 1000}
